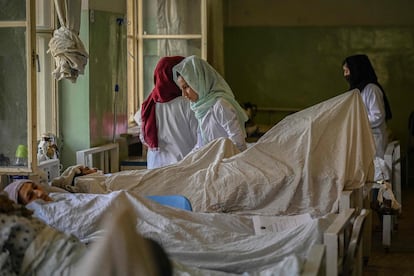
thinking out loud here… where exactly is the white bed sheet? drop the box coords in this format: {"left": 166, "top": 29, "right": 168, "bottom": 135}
{"left": 27, "top": 191, "right": 336, "bottom": 275}
{"left": 74, "top": 90, "right": 375, "bottom": 216}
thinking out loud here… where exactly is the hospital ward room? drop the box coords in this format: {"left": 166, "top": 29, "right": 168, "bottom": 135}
{"left": 1, "top": 0, "right": 414, "bottom": 275}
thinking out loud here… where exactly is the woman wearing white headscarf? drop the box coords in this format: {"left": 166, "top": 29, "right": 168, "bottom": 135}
{"left": 173, "top": 55, "right": 248, "bottom": 152}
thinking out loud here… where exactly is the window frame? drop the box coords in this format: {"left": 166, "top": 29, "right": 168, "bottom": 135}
{"left": 0, "top": 0, "right": 37, "bottom": 174}
{"left": 36, "top": 0, "right": 57, "bottom": 139}
{"left": 126, "top": 0, "right": 207, "bottom": 123}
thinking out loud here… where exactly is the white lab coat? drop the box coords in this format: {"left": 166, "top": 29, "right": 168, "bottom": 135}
{"left": 360, "top": 83, "right": 388, "bottom": 158}
{"left": 134, "top": 96, "right": 198, "bottom": 169}
{"left": 193, "top": 98, "right": 247, "bottom": 152}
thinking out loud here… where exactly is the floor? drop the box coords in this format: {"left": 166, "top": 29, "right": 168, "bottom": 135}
{"left": 363, "top": 182, "right": 414, "bottom": 275}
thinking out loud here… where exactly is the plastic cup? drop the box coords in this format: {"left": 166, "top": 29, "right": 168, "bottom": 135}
{"left": 15, "top": 144, "right": 28, "bottom": 158}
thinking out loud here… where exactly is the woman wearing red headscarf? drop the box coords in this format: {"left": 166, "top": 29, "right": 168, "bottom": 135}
{"left": 134, "top": 56, "right": 198, "bottom": 169}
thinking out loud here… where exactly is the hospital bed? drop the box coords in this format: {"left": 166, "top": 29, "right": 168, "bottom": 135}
{"left": 324, "top": 208, "right": 370, "bottom": 276}
{"left": 338, "top": 140, "right": 402, "bottom": 253}
{"left": 64, "top": 91, "right": 373, "bottom": 274}
{"left": 72, "top": 91, "right": 373, "bottom": 214}
{"left": 76, "top": 143, "right": 119, "bottom": 173}
{"left": 384, "top": 140, "right": 402, "bottom": 208}
{"left": 378, "top": 140, "right": 402, "bottom": 250}
{"left": 24, "top": 186, "right": 368, "bottom": 275}
{"left": 340, "top": 140, "right": 402, "bottom": 255}
{"left": 71, "top": 140, "right": 371, "bottom": 275}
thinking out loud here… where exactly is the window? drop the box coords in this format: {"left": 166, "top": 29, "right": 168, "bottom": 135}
{"left": 36, "top": 0, "right": 56, "bottom": 138}
{"left": 0, "top": 0, "right": 56, "bottom": 175}
{"left": 126, "top": 0, "right": 207, "bottom": 122}
{"left": 0, "top": 0, "right": 37, "bottom": 174}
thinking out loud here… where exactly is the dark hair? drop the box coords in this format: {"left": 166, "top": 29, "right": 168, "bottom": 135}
{"left": 343, "top": 54, "right": 392, "bottom": 120}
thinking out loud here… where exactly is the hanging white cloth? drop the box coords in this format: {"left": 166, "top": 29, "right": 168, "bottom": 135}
{"left": 48, "top": 0, "right": 88, "bottom": 83}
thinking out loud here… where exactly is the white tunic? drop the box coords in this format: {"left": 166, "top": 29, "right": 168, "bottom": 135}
{"left": 360, "top": 83, "right": 388, "bottom": 158}
{"left": 193, "top": 98, "right": 247, "bottom": 152}
{"left": 134, "top": 96, "right": 198, "bottom": 169}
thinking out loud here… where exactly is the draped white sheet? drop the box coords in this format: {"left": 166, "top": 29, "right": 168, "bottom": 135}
{"left": 48, "top": 0, "right": 88, "bottom": 83}
{"left": 27, "top": 191, "right": 336, "bottom": 275}
{"left": 75, "top": 90, "right": 376, "bottom": 216}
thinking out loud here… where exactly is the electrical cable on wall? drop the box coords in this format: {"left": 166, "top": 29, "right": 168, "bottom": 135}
{"left": 113, "top": 17, "right": 124, "bottom": 143}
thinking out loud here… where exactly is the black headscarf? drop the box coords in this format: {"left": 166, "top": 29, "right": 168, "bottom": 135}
{"left": 343, "top": 54, "right": 392, "bottom": 121}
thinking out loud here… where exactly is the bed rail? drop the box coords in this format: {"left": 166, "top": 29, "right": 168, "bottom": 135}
{"left": 343, "top": 209, "right": 370, "bottom": 276}
{"left": 324, "top": 208, "right": 353, "bottom": 276}
{"left": 341, "top": 184, "right": 372, "bottom": 263}
{"left": 379, "top": 140, "right": 401, "bottom": 250}
{"left": 324, "top": 208, "right": 370, "bottom": 276}
{"left": 384, "top": 140, "right": 401, "bottom": 207}
{"left": 76, "top": 143, "right": 119, "bottom": 173}
{"left": 340, "top": 184, "right": 365, "bottom": 212}
{"left": 302, "top": 244, "right": 325, "bottom": 276}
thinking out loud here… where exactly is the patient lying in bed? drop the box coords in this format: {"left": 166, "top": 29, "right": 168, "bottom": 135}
{"left": 2, "top": 91, "right": 377, "bottom": 275}
{"left": 3, "top": 179, "right": 334, "bottom": 275}
{"left": 0, "top": 192, "right": 173, "bottom": 276}
{"left": 72, "top": 90, "right": 376, "bottom": 217}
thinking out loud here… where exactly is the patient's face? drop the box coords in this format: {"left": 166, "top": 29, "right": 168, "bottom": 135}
{"left": 18, "top": 182, "right": 53, "bottom": 205}
{"left": 343, "top": 63, "right": 351, "bottom": 82}
{"left": 79, "top": 166, "right": 98, "bottom": 175}
{"left": 177, "top": 76, "right": 199, "bottom": 102}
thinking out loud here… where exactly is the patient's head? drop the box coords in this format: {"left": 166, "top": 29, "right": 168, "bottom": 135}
{"left": 3, "top": 179, "right": 53, "bottom": 205}
{"left": 0, "top": 192, "right": 33, "bottom": 217}
{"left": 79, "top": 166, "right": 98, "bottom": 176}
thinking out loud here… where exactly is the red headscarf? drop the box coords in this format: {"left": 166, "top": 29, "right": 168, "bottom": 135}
{"left": 140, "top": 56, "right": 185, "bottom": 149}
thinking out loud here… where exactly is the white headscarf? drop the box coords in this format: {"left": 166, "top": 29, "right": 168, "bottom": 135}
{"left": 3, "top": 179, "right": 34, "bottom": 203}
{"left": 173, "top": 55, "right": 248, "bottom": 138}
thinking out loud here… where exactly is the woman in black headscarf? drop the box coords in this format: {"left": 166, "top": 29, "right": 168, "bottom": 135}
{"left": 342, "top": 54, "right": 392, "bottom": 158}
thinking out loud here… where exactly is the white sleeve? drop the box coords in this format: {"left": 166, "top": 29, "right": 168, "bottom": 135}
{"left": 362, "top": 84, "right": 386, "bottom": 128}
{"left": 214, "top": 99, "right": 247, "bottom": 151}
{"left": 134, "top": 107, "right": 147, "bottom": 146}
{"left": 184, "top": 101, "right": 199, "bottom": 145}
{"left": 189, "top": 127, "right": 203, "bottom": 154}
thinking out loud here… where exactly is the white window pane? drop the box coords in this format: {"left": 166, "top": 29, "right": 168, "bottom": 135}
{"left": 36, "top": 33, "right": 55, "bottom": 138}
{"left": 36, "top": 0, "right": 54, "bottom": 29}
{"left": 142, "top": 0, "right": 201, "bottom": 35}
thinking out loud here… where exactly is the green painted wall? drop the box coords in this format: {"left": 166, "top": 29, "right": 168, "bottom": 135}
{"left": 224, "top": 26, "right": 414, "bottom": 151}
{"left": 88, "top": 10, "right": 127, "bottom": 147}
{"left": 59, "top": 9, "right": 127, "bottom": 169}
{"left": 59, "top": 11, "right": 91, "bottom": 168}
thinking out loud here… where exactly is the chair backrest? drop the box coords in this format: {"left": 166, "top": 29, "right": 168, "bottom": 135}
{"left": 146, "top": 195, "right": 193, "bottom": 211}
{"left": 343, "top": 209, "right": 370, "bottom": 276}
